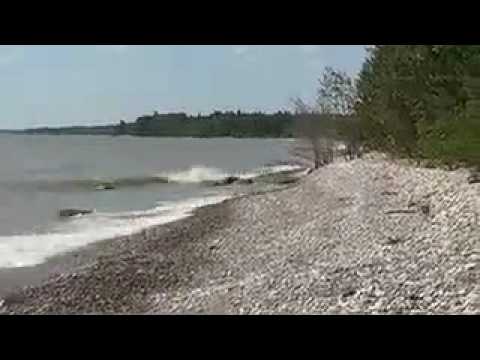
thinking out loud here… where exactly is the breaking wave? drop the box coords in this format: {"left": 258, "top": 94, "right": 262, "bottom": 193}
{"left": 5, "top": 164, "right": 302, "bottom": 192}
{"left": 0, "top": 163, "right": 305, "bottom": 269}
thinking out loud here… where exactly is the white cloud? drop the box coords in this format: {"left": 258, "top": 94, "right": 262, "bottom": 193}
{"left": 232, "top": 45, "right": 250, "bottom": 55}
{"left": 298, "top": 45, "right": 321, "bottom": 54}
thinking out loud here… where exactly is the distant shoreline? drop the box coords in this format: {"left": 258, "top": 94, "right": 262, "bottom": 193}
{"left": 0, "top": 110, "right": 356, "bottom": 139}
{"left": 0, "top": 132, "right": 294, "bottom": 140}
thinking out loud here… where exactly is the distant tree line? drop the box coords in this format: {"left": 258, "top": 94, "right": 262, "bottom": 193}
{"left": 21, "top": 111, "right": 301, "bottom": 138}
{"left": 125, "top": 110, "right": 296, "bottom": 138}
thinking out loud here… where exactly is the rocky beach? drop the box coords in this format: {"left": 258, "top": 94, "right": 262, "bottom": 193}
{"left": 0, "top": 156, "right": 479, "bottom": 314}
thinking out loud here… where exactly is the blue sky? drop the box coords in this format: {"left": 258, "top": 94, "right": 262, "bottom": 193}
{"left": 0, "top": 45, "right": 367, "bottom": 129}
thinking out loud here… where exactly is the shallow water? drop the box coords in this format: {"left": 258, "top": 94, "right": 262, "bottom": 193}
{"left": 0, "top": 135, "right": 292, "bottom": 268}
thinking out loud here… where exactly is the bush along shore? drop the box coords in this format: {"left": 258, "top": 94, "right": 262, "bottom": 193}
{"left": 0, "top": 155, "right": 478, "bottom": 314}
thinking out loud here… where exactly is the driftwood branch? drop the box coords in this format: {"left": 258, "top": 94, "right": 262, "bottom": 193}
{"left": 384, "top": 209, "right": 417, "bottom": 215}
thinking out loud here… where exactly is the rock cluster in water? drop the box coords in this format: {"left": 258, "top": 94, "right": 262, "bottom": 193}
{"left": 58, "top": 209, "right": 93, "bottom": 218}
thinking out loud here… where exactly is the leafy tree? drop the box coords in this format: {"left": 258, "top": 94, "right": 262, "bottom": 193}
{"left": 356, "top": 45, "right": 480, "bottom": 167}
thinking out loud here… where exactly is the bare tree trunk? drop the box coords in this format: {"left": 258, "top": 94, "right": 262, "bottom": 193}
{"left": 290, "top": 65, "right": 360, "bottom": 168}
{"left": 312, "top": 139, "right": 321, "bottom": 169}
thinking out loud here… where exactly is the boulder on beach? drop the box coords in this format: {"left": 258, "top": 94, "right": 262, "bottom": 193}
{"left": 59, "top": 209, "right": 94, "bottom": 217}
{"left": 467, "top": 172, "right": 480, "bottom": 184}
{"left": 275, "top": 177, "right": 299, "bottom": 185}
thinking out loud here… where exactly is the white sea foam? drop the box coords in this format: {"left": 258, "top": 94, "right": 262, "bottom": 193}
{"left": 0, "top": 194, "right": 231, "bottom": 269}
{"left": 167, "top": 164, "right": 302, "bottom": 181}
{"left": 8, "top": 164, "right": 303, "bottom": 191}
{"left": 163, "top": 166, "right": 228, "bottom": 183}
{"left": 242, "top": 164, "right": 303, "bottom": 178}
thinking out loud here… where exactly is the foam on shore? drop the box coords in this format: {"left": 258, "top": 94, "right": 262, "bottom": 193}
{"left": 0, "top": 194, "right": 231, "bottom": 269}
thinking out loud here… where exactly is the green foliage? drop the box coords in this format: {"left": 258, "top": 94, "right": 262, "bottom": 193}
{"left": 131, "top": 111, "right": 295, "bottom": 138}
{"left": 356, "top": 45, "right": 480, "bottom": 167}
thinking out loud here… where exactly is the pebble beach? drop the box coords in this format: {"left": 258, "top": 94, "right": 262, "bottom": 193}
{"left": 1, "top": 156, "right": 479, "bottom": 314}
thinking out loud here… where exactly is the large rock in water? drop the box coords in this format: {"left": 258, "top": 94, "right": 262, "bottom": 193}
{"left": 59, "top": 209, "right": 93, "bottom": 217}
{"left": 213, "top": 176, "right": 240, "bottom": 186}
{"left": 254, "top": 171, "right": 300, "bottom": 185}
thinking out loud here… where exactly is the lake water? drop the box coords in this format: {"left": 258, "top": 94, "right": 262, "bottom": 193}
{"left": 0, "top": 135, "right": 293, "bottom": 268}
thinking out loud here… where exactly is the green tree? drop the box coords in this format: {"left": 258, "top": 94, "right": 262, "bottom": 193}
{"left": 356, "top": 45, "right": 480, "bottom": 167}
